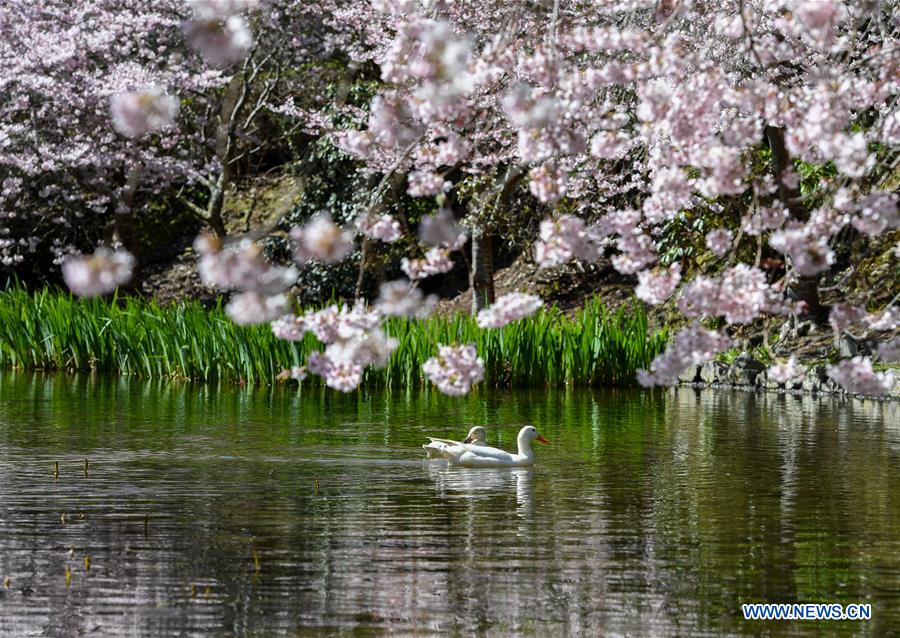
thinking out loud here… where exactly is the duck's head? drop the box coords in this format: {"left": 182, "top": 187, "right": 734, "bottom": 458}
{"left": 464, "top": 425, "right": 487, "bottom": 444}
{"left": 518, "top": 425, "right": 550, "bottom": 446}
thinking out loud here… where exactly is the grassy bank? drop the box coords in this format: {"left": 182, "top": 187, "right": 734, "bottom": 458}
{"left": 0, "top": 288, "right": 666, "bottom": 388}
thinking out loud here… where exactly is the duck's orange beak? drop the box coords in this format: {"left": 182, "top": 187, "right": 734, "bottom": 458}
{"left": 536, "top": 435, "right": 550, "bottom": 445}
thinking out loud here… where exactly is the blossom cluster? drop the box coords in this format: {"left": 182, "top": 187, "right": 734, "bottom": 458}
{"left": 401, "top": 248, "right": 453, "bottom": 280}
{"left": 272, "top": 303, "right": 397, "bottom": 393}
{"left": 677, "top": 265, "right": 780, "bottom": 325}
{"left": 829, "top": 304, "right": 899, "bottom": 333}
{"left": 769, "top": 224, "right": 835, "bottom": 277}
{"left": 29, "top": 0, "right": 900, "bottom": 398}
{"left": 183, "top": 0, "right": 255, "bottom": 67}
{"left": 476, "top": 292, "right": 543, "bottom": 329}
{"left": 291, "top": 214, "right": 355, "bottom": 264}
{"left": 877, "top": 338, "right": 900, "bottom": 363}
{"left": 636, "top": 264, "right": 682, "bottom": 306}
{"left": 705, "top": 229, "right": 732, "bottom": 258}
{"left": 194, "top": 234, "right": 296, "bottom": 325}
{"left": 826, "top": 357, "right": 895, "bottom": 397}
{"left": 110, "top": 88, "right": 179, "bottom": 139}
{"left": 534, "top": 215, "right": 606, "bottom": 269}
{"left": 357, "top": 214, "right": 403, "bottom": 243}
{"left": 375, "top": 280, "right": 437, "bottom": 319}
{"left": 767, "top": 356, "right": 806, "bottom": 385}
{"left": 422, "top": 344, "right": 485, "bottom": 397}
{"left": 418, "top": 209, "right": 467, "bottom": 250}
{"left": 637, "top": 324, "right": 733, "bottom": 387}
{"left": 62, "top": 248, "right": 136, "bottom": 298}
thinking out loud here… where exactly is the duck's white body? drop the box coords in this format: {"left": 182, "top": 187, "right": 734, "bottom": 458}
{"left": 423, "top": 426, "right": 487, "bottom": 459}
{"left": 440, "top": 426, "right": 549, "bottom": 468}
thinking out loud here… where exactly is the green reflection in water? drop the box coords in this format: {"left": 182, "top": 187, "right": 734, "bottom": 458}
{"left": 0, "top": 371, "right": 898, "bottom": 637}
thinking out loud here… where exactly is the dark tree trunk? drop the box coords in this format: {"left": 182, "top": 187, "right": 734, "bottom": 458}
{"left": 206, "top": 172, "right": 229, "bottom": 238}
{"left": 471, "top": 232, "right": 495, "bottom": 313}
{"left": 465, "top": 165, "right": 523, "bottom": 315}
{"left": 765, "top": 125, "right": 827, "bottom": 323}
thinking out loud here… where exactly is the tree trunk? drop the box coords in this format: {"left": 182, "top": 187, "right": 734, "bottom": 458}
{"left": 465, "top": 166, "right": 524, "bottom": 315}
{"left": 765, "top": 125, "right": 827, "bottom": 323}
{"left": 471, "top": 231, "right": 495, "bottom": 313}
{"left": 206, "top": 172, "right": 229, "bottom": 238}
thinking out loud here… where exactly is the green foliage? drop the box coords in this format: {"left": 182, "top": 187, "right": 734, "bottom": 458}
{"left": 717, "top": 344, "right": 772, "bottom": 366}
{"left": 795, "top": 159, "right": 838, "bottom": 200}
{"left": 0, "top": 289, "right": 667, "bottom": 389}
{"left": 656, "top": 207, "right": 724, "bottom": 267}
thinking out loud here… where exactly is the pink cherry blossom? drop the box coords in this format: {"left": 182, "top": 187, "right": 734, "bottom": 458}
{"left": 189, "top": 0, "right": 260, "bottom": 21}
{"left": 296, "top": 301, "right": 398, "bottom": 393}
{"left": 183, "top": 14, "right": 253, "bottom": 67}
{"left": 357, "top": 214, "right": 403, "bottom": 243}
{"left": 291, "top": 214, "right": 355, "bottom": 264}
{"left": 612, "top": 230, "right": 657, "bottom": 275}
{"left": 769, "top": 225, "right": 835, "bottom": 277}
{"left": 850, "top": 192, "right": 900, "bottom": 236}
{"left": 110, "top": 87, "right": 179, "bottom": 139}
{"left": 534, "top": 215, "right": 607, "bottom": 269}
{"left": 876, "top": 338, "right": 900, "bottom": 363}
{"left": 742, "top": 206, "right": 788, "bottom": 236}
{"left": 306, "top": 351, "right": 332, "bottom": 377}
{"left": 828, "top": 303, "right": 868, "bottom": 333}
{"left": 195, "top": 235, "right": 297, "bottom": 295}
{"left": 375, "top": 280, "right": 437, "bottom": 318}
{"left": 791, "top": 0, "right": 846, "bottom": 33}
{"left": 636, "top": 264, "right": 681, "bottom": 305}
{"left": 271, "top": 314, "right": 306, "bottom": 341}
{"left": 868, "top": 308, "right": 898, "bottom": 332}
{"left": 767, "top": 356, "right": 806, "bottom": 385}
{"left": 590, "top": 130, "right": 631, "bottom": 159}
{"left": 302, "top": 306, "right": 342, "bottom": 344}
{"left": 418, "top": 208, "right": 467, "bottom": 250}
{"left": 637, "top": 324, "right": 732, "bottom": 387}
{"left": 677, "top": 265, "right": 771, "bottom": 324}
{"left": 226, "top": 291, "right": 290, "bottom": 326}
{"left": 422, "top": 344, "right": 485, "bottom": 396}
{"left": 407, "top": 171, "right": 450, "bottom": 197}
{"left": 322, "top": 360, "right": 365, "bottom": 393}
{"left": 285, "top": 303, "right": 382, "bottom": 345}
{"left": 326, "top": 330, "right": 398, "bottom": 369}
{"left": 476, "top": 292, "right": 544, "bottom": 329}
{"left": 434, "top": 134, "right": 469, "bottom": 165}
{"left": 528, "top": 163, "right": 568, "bottom": 204}
{"left": 826, "top": 356, "right": 895, "bottom": 396}
{"left": 401, "top": 248, "right": 453, "bottom": 280}
{"left": 705, "top": 229, "right": 732, "bottom": 258}
{"left": 62, "top": 248, "right": 135, "bottom": 297}
{"left": 335, "top": 303, "right": 382, "bottom": 340}
{"left": 6, "top": 0, "right": 900, "bottom": 399}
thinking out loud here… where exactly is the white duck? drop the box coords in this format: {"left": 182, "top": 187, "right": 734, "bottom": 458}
{"left": 423, "top": 425, "right": 487, "bottom": 459}
{"left": 439, "top": 425, "right": 550, "bottom": 468}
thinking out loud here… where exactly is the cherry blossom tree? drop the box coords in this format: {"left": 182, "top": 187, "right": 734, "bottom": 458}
{"left": 0, "top": 0, "right": 342, "bottom": 273}
{"left": 328, "top": 0, "right": 899, "bottom": 394}
{"left": 5, "top": 0, "right": 899, "bottom": 396}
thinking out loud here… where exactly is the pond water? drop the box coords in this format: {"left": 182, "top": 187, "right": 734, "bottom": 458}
{"left": 0, "top": 372, "right": 898, "bottom": 637}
